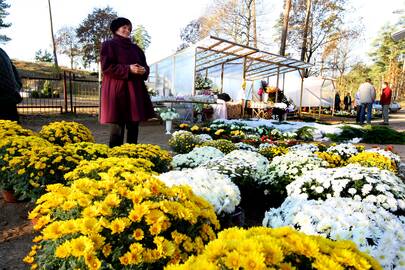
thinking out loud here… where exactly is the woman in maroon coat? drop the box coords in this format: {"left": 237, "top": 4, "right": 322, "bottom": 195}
{"left": 100, "top": 17, "right": 155, "bottom": 147}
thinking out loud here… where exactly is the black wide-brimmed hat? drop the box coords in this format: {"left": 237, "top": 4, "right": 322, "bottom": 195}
{"left": 110, "top": 17, "right": 132, "bottom": 33}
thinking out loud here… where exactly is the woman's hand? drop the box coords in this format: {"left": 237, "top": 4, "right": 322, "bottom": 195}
{"left": 130, "top": 64, "right": 146, "bottom": 75}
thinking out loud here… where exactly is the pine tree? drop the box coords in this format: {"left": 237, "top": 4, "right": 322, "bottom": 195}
{"left": 132, "top": 25, "right": 151, "bottom": 51}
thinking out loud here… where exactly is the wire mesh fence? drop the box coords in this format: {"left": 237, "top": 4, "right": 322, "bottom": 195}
{"left": 17, "top": 72, "right": 100, "bottom": 115}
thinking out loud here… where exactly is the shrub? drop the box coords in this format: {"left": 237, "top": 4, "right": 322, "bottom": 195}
{"left": 165, "top": 226, "right": 381, "bottom": 270}
{"left": 316, "top": 151, "right": 347, "bottom": 168}
{"left": 200, "top": 139, "right": 237, "bottom": 154}
{"left": 296, "top": 126, "right": 316, "bottom": 141}
{"left": 326, "top": 143, "right": 361, "bottom": 160}
{"left": 258, "top": 145, "right": 288, "bottom": 160}
{"left": 64, "top": 142, "right": 109, "bottom": 162}
{"left": 286, "top": 164, "right": 405, "bottom": 214}
{"left": 203, "top": 150, "right": 269, "bottom": 186}
{"left": 168, "top": 131, "right": 200, "bottom": 154}
{"left": 159, "top": 168, "right": 240, "bottom": 215}
{"left": 327, "top": 125, "right": 405, "bottom": 144}
{"left": 0, "top": 136, "right": 51, "bottom": 193}
{"left": 171, "top": 146, "right": 224, "bottom": 170}
{"left": 362, "top": 125, "right": 405, "bottom": 144}
{"left": 263, "top": 151, "right": 329, "bottom": 195}
{"left": 39, "top": 121, "right": 95, "bottom": 146}
{"left": 347, "top": 152, "right": 397, "bottom": 172}
{"left": 0, "top": 120, "right": 34, "bottom": 139}
{"left": 264, "top": 197, "right": 403, "bottom": 269}
{"left": 64, "top": 157, "right": 155, "bottom": 182}
{"left": 326, "top": 125, "right": 365, "bottom": 142}
{"left": 108, "top": 144, "right": 172, "bottom": 173}
{"left": 1, "top": 136, "right": 81, "bottom": 200}
{"left": 26, "top": 175, "right": 219, "bottom": 270}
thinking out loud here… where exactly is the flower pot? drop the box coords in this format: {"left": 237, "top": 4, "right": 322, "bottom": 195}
{"left": 31, "top": 217, "right": 39, "bottom": 227}
{"left": 165, "top": 120, "right": 172, "bottom": 135}
{"left": 219, "top": 206, "right": 245, "bottom": 228}
{"left": 1, "top": 189, "right": 17, "bottom": 203}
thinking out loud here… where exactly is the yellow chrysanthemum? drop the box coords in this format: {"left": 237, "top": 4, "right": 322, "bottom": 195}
{"left": 70, "top": 236, "right": 94, "bottom": 257}
{"left": 224, "top": 250, "right": 242, "bottom": 269}
{"left": 55, "top": 242, "right": 71, "bottom": 258}
{"left": 133, "top": 228, "right": 144, "bottom": 241}
{"left": 109, "top": 218, "right": 129, "bottom": 234}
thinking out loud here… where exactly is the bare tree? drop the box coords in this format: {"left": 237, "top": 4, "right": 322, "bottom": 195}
{"left": 279, "top": 0, "right": 292, "bottom": 56}
{"left": 300, "top": 0, "right": 311, "bottom": 62}
{"left": 55, "top": 26, "right": 80, "bottom": 69}
{"left": 277, "top": 0, "right": 353, "bottom": 77}
{"left": 199, "top": 0, "right": 264, "bottom": 47}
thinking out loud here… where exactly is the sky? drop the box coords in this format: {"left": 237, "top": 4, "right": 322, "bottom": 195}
{"left": 1, "top": 0, "right": 404, "bottom": 70}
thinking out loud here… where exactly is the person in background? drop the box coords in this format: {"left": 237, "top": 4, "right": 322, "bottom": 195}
{"left": 100, "top": 17, "right": 155, "bottom": 147}
{"left": 334, "top": 92, "right": 341, "bottom": 111}
{"left": 354, "top": 90, "right": 361, "bottom": 123}
{"left": 343, "top": 92, "right": 352, "bottom": 111}
{"left": 0, "top": 48, "right": 23, "bottom": 122}
{"left": 380, "top": 81, "right": 392, "bottom": 125}
{"left": 358, "top": 78, "right": 376, "bottom": 125}
{"left": 257, "top": 80, "right": 267, "bottom": 102}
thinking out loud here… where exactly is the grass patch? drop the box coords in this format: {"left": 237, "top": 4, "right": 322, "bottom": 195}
{"left": 362, "top": 125, "right": 405, "bottom": 144}
{"left": 327, "top": 125, "right": 405, "bottom": 144}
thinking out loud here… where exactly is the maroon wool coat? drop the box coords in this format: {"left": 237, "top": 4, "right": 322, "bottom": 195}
{"left": 100, "top": 35, "right": 155, "bottom": 124}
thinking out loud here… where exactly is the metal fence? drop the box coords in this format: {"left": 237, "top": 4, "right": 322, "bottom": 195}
{"left": 18, "top": 72, "right": 100, "bottom": 114}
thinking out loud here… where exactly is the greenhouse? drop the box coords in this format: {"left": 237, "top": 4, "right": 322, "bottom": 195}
{"left": 148, "top": 36, "right": 313, "bottom": 110}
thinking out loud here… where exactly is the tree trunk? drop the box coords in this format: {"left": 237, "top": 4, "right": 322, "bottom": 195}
{"left": 252, "top": 0, "right": 257, "bottom": 47}
{"left": 280, "top": 0, "right": 291, "bottom": 56}
{"left": 48, "top": 0, "right": 59, "bottom": 69}
{"left": 300, "top": 0, "right": 312, "bottom": 62}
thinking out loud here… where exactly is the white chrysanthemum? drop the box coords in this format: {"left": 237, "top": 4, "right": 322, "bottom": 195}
{"left": 258, "top": 143, "right": 276, "bottom": 150}
{"left": 171, "top": 130, "right": 193, "bottom": 138}
{"left": 195, "top": 134, "right": 213, "bottom": 143}
{"left": 286, "top": 164, "right": 405, "bottom": 213}
{"left": 326, "top": 143, "right": 359, "bottom": 159}
{"left": 158, "top": 168, "right": 240, "bottom": 214}
{"left": 234, "top": 142, "right": 258, "bottom": 152}
{"left": 172, "top": 146, "right": 224, "bottom": 170}
{"left": 288, "top": 143, "right": 319, "bottom": 153}
{"left": 203, "top": 150, "right": 269, "bottom": 184}
{"left": 262, "top": 150, "right": 328, "bottom": 186}
{"left": 263, "top": 197, "right": 405, "bottom": 270}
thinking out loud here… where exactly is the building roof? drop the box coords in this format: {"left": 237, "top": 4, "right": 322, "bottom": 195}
{"left": 194, "top": 36, "right": 313, "bottom": 80}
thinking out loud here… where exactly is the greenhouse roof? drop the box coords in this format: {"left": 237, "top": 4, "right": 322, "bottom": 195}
{"left": 194, "top": 36, "right": 313, "bottom": 81}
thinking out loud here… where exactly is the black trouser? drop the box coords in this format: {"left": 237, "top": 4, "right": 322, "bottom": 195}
{"left": 355, "top": 106, "right": 361, "bottom": 123}
{"left": 109, "top": 122, "right": 139, "bottom": 147}
{"left": 0, "top": 103, "right": 19, "bottom": 122}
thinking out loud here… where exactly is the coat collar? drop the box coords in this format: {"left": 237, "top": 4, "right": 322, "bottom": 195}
{"left": 112, "top": 35, "right": 132, "bottom": 47}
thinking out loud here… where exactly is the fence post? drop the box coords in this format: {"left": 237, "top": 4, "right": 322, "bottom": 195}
{"left": 63, "top": 71, "right": 68, "bottom": 113}
{"left": 69, "top": 72, "right": 73, "bottom": 113}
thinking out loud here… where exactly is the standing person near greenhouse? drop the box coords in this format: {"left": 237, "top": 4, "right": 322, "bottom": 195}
{"left": 100, "top": 17, "right": 155, "bottom": 147}
{"left": 0, "top": 48, "right": 22, "bottom": 122}
{"left": 357, "top": 78, "right": 376, "bottom": 125}
{"left": 354, "top": 90, "right": 361, "bottom": 123}
{"left": 343, "top": 92, "right": 352, "bottom": 111}
{"left": 380, "top": 81, "right": 392, "bottom": 125}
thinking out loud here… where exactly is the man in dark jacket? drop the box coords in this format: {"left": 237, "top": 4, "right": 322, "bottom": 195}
{"left": 334, "top": 92, "right": 341, "bottom": 112}
{"left": 343, "top": 93, "right": 352, "bottom": 111}
{"left": 0, "top": 48, "right": 22, "bottom": 121}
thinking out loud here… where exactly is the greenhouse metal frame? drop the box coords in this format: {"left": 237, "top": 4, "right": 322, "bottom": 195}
{"left": 149, "top": 36, "right": 312, "bottom": 114}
